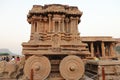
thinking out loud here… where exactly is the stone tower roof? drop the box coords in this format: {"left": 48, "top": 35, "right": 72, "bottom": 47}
{"left": 27, "top": 4, "right": 83, "bottom": 20}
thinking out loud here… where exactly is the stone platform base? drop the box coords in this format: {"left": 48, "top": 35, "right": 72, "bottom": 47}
{"left": 86, "top": 60, "right": 120, "bottom": 80}
{"left": 0, "top": 78, "right": 22, "bottom": 80}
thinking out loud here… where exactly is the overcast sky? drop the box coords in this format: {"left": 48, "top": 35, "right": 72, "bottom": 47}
{"left": 0, "top": 0, "right": 120, "bottom": 55}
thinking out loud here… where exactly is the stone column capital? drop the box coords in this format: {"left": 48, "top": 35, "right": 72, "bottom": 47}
{"left": 70, "top": 17, "right": 73, "bottom": 20}
{"left": 58, "top": 20, "right": 61, "bottom": 23}
{"left": 43, "top": 17, "right": 48, "bottom": 21}
{"left": 53, "top": 20, "right": 55, "bottom": 22}
{"left": 65, "top": 18, "right": 69, "bottom": 22}
{"left": 76, "top": 17, "right": 79, "bottom": 19}
{"left": 62, "top": 15, "right": 65, "bottom": 18}
{"left": 48, "top": 14, "right": 52, "bottom": 17}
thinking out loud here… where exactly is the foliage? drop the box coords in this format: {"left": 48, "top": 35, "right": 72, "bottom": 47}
{"left": 0, "top": 52, "right": 9, "bottom": 55}
{"left": 115, "top": 46, "right": 120, "bottom": 54}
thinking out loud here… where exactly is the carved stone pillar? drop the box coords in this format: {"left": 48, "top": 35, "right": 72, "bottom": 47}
{"left": 62, "top": 15, "right": 65, "bottom": 33}
{"left": 43, "top": 17, "right": 48, "bottom": 33}
{"left": 70, "top": 17, "right": 73, "bottom": 33}
{"left": 65, "top": 18, "right": 69, "bottom": 33}
{"left": 38, "top": 16, "right": 42, "bottom": 33}
{"left": 90, "top": 42, "right": 94, "bottom": 57}
{"left": 58, "top": 21, "right": 61, "bottom": 32}
{"left": 76, "top": 17, "right": 79, "bottom": 34}
{"left": 31, "top": 21, "right": 34, "bottom": 34}
{"left": 110, "top": 43, "right": 115, "bottom": 56}
{"left": 101, "top": 42, "right": 105, "bottom": 57}
{"left": 37, "top": 21, "right": 39, "bottom": 33}
{"left": 41, "top": 21, "right": 44, "bottom": 33}
{"left": 48, "top": 14, "right": 52, "bottom": 33}
{"left": 52, "top": 20, "right": 55, "bottom": 32}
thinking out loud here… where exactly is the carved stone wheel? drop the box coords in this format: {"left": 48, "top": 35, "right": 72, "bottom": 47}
{"left": 24, "top": 55, "right": 51, "bottom": 80}
{"left": 59, "top": 55, "right": 84, "bottom": 80}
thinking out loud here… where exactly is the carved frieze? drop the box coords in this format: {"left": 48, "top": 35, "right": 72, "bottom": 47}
{"left": 30, "top": 5, "right": 43, "bottom": 13}
{"left": 45, "top": 5, "right": 65, "bottom": 13}
{"left": 67, "top": 7, "right": 82, "bottom": 15}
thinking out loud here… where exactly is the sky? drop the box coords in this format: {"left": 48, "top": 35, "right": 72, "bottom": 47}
{"left": 0, "top": 0, "right": 120, "bottom": 55}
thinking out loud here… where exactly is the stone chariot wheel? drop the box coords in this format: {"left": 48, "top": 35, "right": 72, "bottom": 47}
{"left": 59, "top": 55, "right": 84, "bottom": 80}
{"left": 24, "top": 55, "right": 51, "bottom": 80}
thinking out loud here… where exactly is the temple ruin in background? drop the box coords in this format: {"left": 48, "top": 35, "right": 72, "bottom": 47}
{"left": 82, "top": 36, "right": 117, "bottom": 59}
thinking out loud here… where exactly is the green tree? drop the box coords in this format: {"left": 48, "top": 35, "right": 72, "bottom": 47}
{"left": 116, "top": 46, "right": 120, "bottom": 54}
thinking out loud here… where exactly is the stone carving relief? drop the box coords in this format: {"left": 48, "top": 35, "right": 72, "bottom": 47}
{"left": 30, "top": 5, "right": 43, "bottom": 13}
{"left": 52, "top": 34, "right": 59, "bottom": 47}
{"left": 0, "top": 57, "right": 25, "bottom": 79}
{"left": 0, "top": 61, "right": 17, "bottom": 78}
{"left": 45, "top": 5, "right": 65, "bottom": 12}
{"left": 61, "top": 34, "right": 72, "bottom": 41}
{"left": 67, "top": 7, "right": 82, "bottom": 15}
{"left": 33, "top": 33, "right": 40, "bottom": 41}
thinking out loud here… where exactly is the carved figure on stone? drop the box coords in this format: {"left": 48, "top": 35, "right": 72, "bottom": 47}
{"left": 52, "top": 34, "right": 59, "bottom": 47}
{"left": 114, "top": 65, "right": 120, "bottom": 76}
{"left": 33, "top": 33, "right": 40, "bottom": 41}
{"left": 0, "top": 61, "right": 17, "bottom": 78}
{"left": 0, "top": 56, "right": 25, "bottom": 79}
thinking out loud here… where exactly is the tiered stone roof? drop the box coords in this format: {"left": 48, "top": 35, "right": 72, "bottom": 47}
{"left": 27, "top": 4, "right": 83, "bottom": 18}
